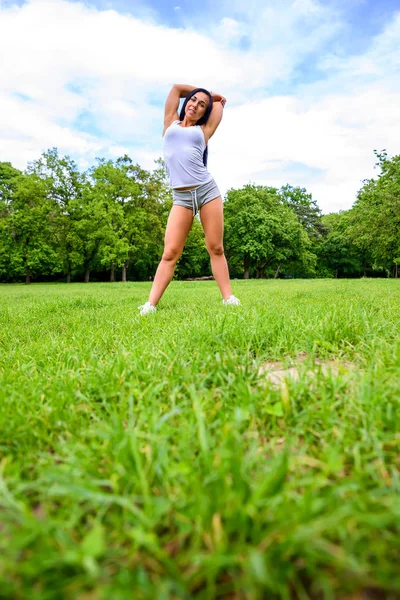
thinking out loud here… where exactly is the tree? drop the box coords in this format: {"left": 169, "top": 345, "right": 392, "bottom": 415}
{"left": 89, "top": 155, "right": 165, "bottom": 282}
{"left": 147, "top": 158, "right": 173, "bottom": 228}
{"left": 224, "top": 184, "right": 315, "bottom": 278}
{"left": 0, "top": 162, "right": 22, "bottom": 204}
{"left": 6, "top": 173, "right": 60, "bottom": 284}
{"left": 27, "top": 148, "right": 89, "bottom": 282}
{"left": 71, "top": 184, "right": 109, "bottom": 283}
{"left": 175, "top": 217, "right": 209, "bottom": 279}
{"left": 88, "top": 158, "right": 131, "bottom": 282}
{"left": 0, "top": 162, "right": 22, "bottom": 280}
{"left": 279, "top": 184, "right": 325, "bottom": 240}
{"left": 350, "top": 151, "right": 400, "bottom": 277}
{"left": 316, "top": 211, "right": 363, "bottom": 278}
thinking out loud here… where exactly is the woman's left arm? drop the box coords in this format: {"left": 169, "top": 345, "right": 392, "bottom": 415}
{"left": 202, "top": 93, "right": 226, "bottom": 143}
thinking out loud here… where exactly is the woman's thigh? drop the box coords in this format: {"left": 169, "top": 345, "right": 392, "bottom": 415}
{"left": 164, "top": 204, "right": 194, "bottom": 254}
{"left": 199, "top": 196, "right": 224, "bottom": 248}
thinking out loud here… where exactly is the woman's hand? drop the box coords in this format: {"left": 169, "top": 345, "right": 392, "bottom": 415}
{"left": 211, "top": 92, "right": 227, "bottom": 107}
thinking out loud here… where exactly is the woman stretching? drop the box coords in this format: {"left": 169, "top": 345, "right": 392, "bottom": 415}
{"left": 139, "top": 83, "right": 240, "bottom": 315}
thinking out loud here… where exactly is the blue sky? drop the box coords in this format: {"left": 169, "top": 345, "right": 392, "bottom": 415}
{"left": 1, "top": 0, "right": 399, "bottom": 212}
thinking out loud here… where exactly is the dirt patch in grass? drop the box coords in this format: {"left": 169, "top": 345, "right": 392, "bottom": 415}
{"left": 259, "top": 353, "right": 358, "bottom": 388}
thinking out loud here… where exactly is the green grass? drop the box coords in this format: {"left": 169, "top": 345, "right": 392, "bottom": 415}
{"left": 1, "top": 279, "right": 400, "bottom": 599}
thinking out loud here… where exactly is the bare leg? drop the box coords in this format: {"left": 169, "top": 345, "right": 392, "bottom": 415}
{"left": 148, "top": 205, "right": 193, "bottom": 306}
{"left": 200, "top": 196, "right": 232, "bottom": 300}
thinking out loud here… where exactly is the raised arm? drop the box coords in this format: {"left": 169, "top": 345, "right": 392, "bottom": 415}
{"left": 202, "top": 93, "right": 226, "bottom": 144}
{"left": 163, "top": 84, "right": 197, "bottom": 136}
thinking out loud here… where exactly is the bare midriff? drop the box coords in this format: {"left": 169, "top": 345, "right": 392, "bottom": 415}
{"left": 174, "top": 185, "right": 198, "bottom": 191}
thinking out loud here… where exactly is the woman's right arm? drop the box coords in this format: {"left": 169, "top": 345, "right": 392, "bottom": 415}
{"left": 163, "top": 84, "right": 196, "bottom": 136}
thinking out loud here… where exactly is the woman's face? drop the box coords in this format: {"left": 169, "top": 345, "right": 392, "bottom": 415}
{"left": 185, "top": 92, "right": 209, "bottom": 120}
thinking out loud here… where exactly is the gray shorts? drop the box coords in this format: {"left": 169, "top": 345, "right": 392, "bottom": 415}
{"left": 172, "top": 178, "right": 221, "bottom": 215}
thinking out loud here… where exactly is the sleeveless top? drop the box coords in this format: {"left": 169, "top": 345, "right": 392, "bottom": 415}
{"left": 163, "top": 120, "right": 212, "bottom": 189}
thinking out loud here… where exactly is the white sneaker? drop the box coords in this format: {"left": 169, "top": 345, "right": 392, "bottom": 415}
{"left": 138, "top": 301, "right": 156, "bottom": 315}
{"left": 222, "top": 295, "right": 241, "bottom": 306}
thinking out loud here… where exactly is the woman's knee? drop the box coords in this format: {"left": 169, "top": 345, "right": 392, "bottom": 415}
{"left": 162, "top": 246, "right": 182, "bottom": 263}
{"left": 207, "top": 242, "right": 224, "bottom": 257}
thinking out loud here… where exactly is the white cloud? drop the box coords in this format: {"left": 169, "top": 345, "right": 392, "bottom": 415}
{"left": 218, "top": 17, "right": 241, "bottom": 45}
{"left": 0, "top": 0, "right": 399, "bottom": 213}
{"left": 0, "top": 0, "right": 261, "bottom": 167}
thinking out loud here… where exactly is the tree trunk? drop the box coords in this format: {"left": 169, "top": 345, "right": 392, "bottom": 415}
{"left": 122, "top": 264, "right": 127, "bottom": 282}
{"left": 84, "top": 266, "right": 90, "bottom": 283}
{"left": 110, "top": 263, "right": 115, "bottom": 282}
{"left": 335, "top": 268, "right": 338, "bottom": 279}
{"left": 67, "top": 272, "right": 71, "bottom": 284}
{"left": 274, "top": 263, "right": 281, "bottom": 279}
{"left": 395, "top": 263, "right": 398, "bottom": 279}
{"left": 243, "top": 255, "right": 250, "bottom": 279}
{"left": 25, "top": 267, "right": 31, "bottom": 285}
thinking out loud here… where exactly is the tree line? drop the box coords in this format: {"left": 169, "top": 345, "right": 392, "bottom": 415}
{"left": 0, "top": 148, "right": 399, "bottom": 283}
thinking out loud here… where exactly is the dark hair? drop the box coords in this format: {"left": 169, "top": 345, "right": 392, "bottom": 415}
{"left": 179, "top": 88, "right": 213, "bottom": 167}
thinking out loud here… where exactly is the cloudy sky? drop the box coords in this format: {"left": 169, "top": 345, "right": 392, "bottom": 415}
{"left": 1, "top": 0, "right": 399, "bottom": 213}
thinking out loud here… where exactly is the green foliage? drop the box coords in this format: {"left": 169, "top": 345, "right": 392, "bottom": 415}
{"left": 224, "top": 184, "right": 316, "bottom": 278}
{"left": 88, "top": 156, "right": 166, "bottom": 281}
{"left": 149, "top": 157, "right": 173, "bottom": 226}
{"left": 0, "top": 161, "right": 22, "bottom": 204}
{"left": 316, "top": 211, "right": 363, "bottom": 278}
{"left": 175, "top": 217, "right": 210, "bottom": 279}
{"left": 279, "top": 183, "right": 325, "bottom": 240}
{"left": 350, "top": 150, "right": 400, "bottom": 277}
{"left": 0, "top": 151, "right": 172, "bottom": 283}
{"left": 1, "top": 147, "right": 400, "bottom": 282}
{"left": 0, "top": 162, "right": 22, "bottom": 280}
{"left": 2, "top": 172, "right": 61, "bottom": 283}
{"left": 27, "top": 148, "right": 89, "bottom": 281}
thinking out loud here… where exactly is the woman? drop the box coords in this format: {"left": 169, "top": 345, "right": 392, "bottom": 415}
{"left": 139, "top": 83, "right": 240, "bottom": 315}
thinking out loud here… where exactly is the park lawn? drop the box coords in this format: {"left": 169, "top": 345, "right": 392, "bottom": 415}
{"left": 0, "top": 279, "right": 400, "bottom": 600}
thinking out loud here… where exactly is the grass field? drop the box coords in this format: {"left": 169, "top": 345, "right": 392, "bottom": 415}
{"left": 1, "top": 279, "right": 400, "bottom": 600}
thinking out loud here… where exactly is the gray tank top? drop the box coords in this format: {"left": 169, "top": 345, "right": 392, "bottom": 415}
{"left": 163, "top": 120, "right": 212, "bottom": 189}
